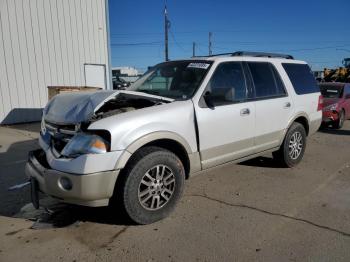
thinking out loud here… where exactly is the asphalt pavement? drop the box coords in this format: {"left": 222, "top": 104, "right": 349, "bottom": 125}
{"left": 0, "top": 122, "right": 350, "bottom": 262}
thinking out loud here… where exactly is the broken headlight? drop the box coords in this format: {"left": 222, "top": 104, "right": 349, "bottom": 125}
{"left": 61, "top": 133, "right": 110, "bottom": 157}
{"left": 324, "top": 103, "right": 338, "bottom": 112}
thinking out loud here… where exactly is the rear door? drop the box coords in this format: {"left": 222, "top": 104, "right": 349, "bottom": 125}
{"left": 245, "top": 62, "right": 293, "bottom": 152}
{"left": 282, "top": 63, "right": 322, "bottom": 134}
{"left": 195, "top": 62, "right": 256, "bottom": 169}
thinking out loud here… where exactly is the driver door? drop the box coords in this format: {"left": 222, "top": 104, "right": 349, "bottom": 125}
{"left": 195, "top": 62, "right": 256, "bottom": 169}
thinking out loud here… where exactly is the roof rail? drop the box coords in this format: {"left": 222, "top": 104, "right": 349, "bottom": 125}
{"left": 231, "top": 51, "right": 294, "bottom": 59}
{"left": 192, "top": 51, "right": 294, "bottom": 59}
{"left": 192, "top": 53, "right": 236, "bottom": 58}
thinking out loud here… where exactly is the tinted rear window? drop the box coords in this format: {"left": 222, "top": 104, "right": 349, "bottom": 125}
{"left": 320, "top": 85, "right": 344, "bottom": 98}
{"left": 247, "top": 62, "right": 286, "bottom": 98}
{"left": 282, "top": 63, "right": 319, "bottom": 95}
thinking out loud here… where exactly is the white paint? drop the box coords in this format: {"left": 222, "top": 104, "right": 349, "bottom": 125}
{"left": 85, "top": 64, "right": 106, "bottom": 88}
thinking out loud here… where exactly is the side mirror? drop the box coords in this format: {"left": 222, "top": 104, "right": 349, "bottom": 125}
{"left": 203, "top": 91, "right": 215, "bottom": 109}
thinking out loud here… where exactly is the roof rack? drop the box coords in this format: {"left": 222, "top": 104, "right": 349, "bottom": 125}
{"left": 231, "top": 51, "right": 294, "bottom": 59}
{"left": 193, "top": 51, "right": 294, "bottom": 60}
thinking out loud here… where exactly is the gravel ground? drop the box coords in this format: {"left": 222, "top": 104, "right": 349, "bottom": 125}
{"left": 0, "top": 122, "right": 350, "bottom": 262}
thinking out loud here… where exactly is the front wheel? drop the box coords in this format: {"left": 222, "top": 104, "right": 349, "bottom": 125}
{"left": 273, "top": 122, "right": 307, "bottom": 168}
{"left": 116, "top": 146, "right": 185, "bottom": 224}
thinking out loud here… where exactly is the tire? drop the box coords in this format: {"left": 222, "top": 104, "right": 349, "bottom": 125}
{"left": 115, "top": 146, "right": 185, "bottom": 224}
{"left": 334, "top": 110, "right": 345, "bottom": 129}
{"left": 272, "top": 122, "right": 307, "bottom": 168}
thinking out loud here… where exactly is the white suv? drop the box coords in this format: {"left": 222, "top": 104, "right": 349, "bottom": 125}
{"left": 26, "top": 52, "right": 322, "bottom": 224}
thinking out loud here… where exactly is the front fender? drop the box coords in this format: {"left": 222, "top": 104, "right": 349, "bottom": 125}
{"left": 114, "top": 130, "right": 193, "bottom": 170}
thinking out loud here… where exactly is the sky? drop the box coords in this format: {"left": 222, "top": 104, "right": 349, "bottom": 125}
{"left": 108, "top": 0, "right": 350, "bottom": 72}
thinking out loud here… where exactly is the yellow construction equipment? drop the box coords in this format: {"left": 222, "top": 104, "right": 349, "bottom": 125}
{"left": 323, "top": 58, "right": 350, "bottom": 83}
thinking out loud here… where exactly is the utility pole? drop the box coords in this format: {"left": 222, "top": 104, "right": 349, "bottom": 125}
{"left": 209, "top": 32, "right": 213, "bottom": 56}
{"left": 192, "top": 42, "right": 196, "bottom": 57}
{"left": 164, "top": 5, "right": 169, "bottom": 61}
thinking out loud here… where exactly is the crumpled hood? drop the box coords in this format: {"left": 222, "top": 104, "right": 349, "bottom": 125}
{"left": 43, "top": 90, "right": 174, "bottom": 124}
{"left": 43, "top": 90, "right": 118, "bottom": 124}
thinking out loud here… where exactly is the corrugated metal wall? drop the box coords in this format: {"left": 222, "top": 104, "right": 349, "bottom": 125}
{"left": 0, "top": 0, "right": 110, "bottom": 124}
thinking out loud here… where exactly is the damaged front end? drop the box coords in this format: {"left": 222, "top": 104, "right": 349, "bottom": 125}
{"left": 41, "top": 90, "right": 172, "bottom": 156}
{"left": 26, "top": 90, "right": 173, "bottom": 208}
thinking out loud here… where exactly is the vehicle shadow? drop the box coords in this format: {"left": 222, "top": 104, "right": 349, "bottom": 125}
{"left": 239, "top": 156, "right": 285, "bottom": 169}
{"left": 4, "top": 122, "right": 41, "bottom": 133}
{"left": 318, "top": 127, "right": 350, "bottom": 136}
{"left": 0, "top": 137, "right": 133, "bottom": 227}
{"left": 23, "top": 201, "right": 134, "bottom": 228}
{"left": 0, "top": 139, "right": 38, "bottom": 217}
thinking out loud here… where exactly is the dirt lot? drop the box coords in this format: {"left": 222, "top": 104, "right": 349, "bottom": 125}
{"left": 0, "top": 122, "right": 350, "bottom": 262}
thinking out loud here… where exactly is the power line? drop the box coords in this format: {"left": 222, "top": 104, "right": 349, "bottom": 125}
{"left": 279, "top": 44, "right": 350, "bottom": 52}
{"left": 213, "top": 44, "right": 350, "bottom": 53}
{"left": 110, "top": 41, "right": 162, "bottom": 46}
{"left": 109, "top": 28, "right": 350, "bottom": 36}
{"left": 169, "top": 28, "right": 188, "bottom": 53}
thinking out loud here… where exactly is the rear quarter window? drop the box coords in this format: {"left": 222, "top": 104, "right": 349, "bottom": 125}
{"left": 247, "top": 62, "right": 286, "bottom": 98}
{"left": 282, "top": 63, "right": 319, "bottom": 95}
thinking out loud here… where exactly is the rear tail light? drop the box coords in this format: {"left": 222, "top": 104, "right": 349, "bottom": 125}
{"left": 317, "top": 95, "right": 324, "bottom": 111}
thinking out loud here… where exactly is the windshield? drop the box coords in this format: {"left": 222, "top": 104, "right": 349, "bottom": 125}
{"left": 320, "top": 85, "right": 344, "bottom": 98}
{"left": 129, "top": 60, "right": 212, "bottom": 100}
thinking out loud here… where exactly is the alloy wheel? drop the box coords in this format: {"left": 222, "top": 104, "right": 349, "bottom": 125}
{"left": 138, "top": 165, "right": 176, "bottom": 211}
{"left": 289, "top": 131, "right": 303, "bottom": 160}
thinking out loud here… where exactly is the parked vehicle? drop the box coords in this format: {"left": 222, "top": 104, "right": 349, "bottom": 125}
{"left": 113, "top": 77, "right": 130, "bottom": 90}
{"left": 323, "top": 58, "right": 350, "bottom": 83}
{"left": 320, "top": 82, "right": 350, "bottom": 129}
{"left": 26, "top": 52, "right": 322, "bottom": 224}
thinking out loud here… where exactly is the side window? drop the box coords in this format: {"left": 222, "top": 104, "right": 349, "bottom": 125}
{"left": 247, "top": 62, "right": 286, "bottom": 98}
{"left": 282, "top": 63, "right": 319, "bottom": 95}
{"left": 207, "top": 62, "right": 247, "bottom": 105}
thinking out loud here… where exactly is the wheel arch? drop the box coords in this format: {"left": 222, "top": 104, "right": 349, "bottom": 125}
{"left": 287, "top": 113, "right": 310, "bottom": 136}
{"left": 115, "top": 132, "right": 193, "bottom": 179}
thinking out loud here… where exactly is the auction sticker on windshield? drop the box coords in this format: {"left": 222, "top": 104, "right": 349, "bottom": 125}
{"left": 187, "top": 63, "right": 210, "bottom": 69}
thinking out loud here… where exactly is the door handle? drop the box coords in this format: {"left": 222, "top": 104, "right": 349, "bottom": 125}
{"left": 240, "top": 108, "right": 250, "bottom": 116}
{"left": 284, "top": 102, "right": 291, "bottom": 108}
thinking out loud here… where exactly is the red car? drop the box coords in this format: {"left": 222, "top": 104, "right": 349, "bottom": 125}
{"left": 319, "top": 82, "right": 350, "bottom": 129}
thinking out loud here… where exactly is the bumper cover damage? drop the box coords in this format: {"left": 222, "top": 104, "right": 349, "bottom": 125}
{"left": 25, "top": 150, "right": 120, "bottom": 207}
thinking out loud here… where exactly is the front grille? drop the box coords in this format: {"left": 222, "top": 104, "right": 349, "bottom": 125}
{"left": 32, "top": 149, "right": 50, "bottom": 169}
{"left": 45, "top": 121, "right": 77, "bottom": 153}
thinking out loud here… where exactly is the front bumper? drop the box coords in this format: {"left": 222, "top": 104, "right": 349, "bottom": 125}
{"left": 25, "top": 150, "right": 120, "bottom": 207}
{"left": 322, "top": 110, "right": 339, "bottom": 123}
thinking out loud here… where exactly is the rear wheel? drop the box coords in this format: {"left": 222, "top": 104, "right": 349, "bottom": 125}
{"left": 273, "top": 122, "right": 307, "bottom": 167}
{"left": 334, "top": 110, "right": 345, "bottom": 129}
{"left": 115, "top": 146, "right": 185, "bottom": 224}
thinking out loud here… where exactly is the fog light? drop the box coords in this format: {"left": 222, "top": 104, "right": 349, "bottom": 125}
{"left": 59, "top": 177, "right": 73, "bottom": 191}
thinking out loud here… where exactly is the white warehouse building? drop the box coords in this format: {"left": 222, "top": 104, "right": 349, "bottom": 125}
{"left": 0, "top": 0, "right": 111, "bottom": 124}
